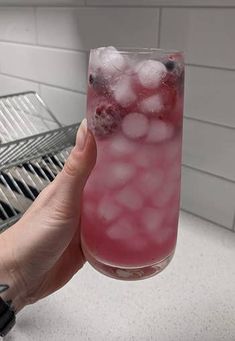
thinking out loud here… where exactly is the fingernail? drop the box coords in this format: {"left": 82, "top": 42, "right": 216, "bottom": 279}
{"left": 76, "top": 119, "right": 87, "bottom": 151}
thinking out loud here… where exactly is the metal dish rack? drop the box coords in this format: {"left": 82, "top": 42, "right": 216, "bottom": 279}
{"left": 0, "top": 91, "right": 80, "bottom": 232}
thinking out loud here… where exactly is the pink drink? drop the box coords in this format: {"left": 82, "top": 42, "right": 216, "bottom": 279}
{"left": 81, "top": 47, "right": 184, "bottom": 280}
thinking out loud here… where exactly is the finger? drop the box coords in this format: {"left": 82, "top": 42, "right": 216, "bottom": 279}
{"left": 56, "top": 119, "right": 97, "bottom": 191}
{"left": 27, "top": 119, "right": 96, "bottom": 209}
{"left": 38, "top": 119, "right": 97, "bottom": 211}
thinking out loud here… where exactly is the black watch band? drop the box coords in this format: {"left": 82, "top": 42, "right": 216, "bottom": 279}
{"left": 0, "top": 297, "right": 16, "bottom": 337}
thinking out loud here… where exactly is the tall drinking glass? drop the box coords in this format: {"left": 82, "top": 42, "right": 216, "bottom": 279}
{"left": 81, "top": 47, "right": 184, "bottom": 280}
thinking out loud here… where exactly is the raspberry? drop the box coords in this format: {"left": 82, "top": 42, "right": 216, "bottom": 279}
{"left": 90, "top": 104, "right": 122, "bottom": 138}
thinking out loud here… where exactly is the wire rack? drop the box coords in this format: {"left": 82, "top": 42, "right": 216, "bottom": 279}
{"left": 0, "top": 91, "right": 61, "bottom": 143}
{"left": 0, "top": 91, "right": 80, "bottom": 232}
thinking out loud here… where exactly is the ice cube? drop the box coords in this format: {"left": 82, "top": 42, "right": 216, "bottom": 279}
{"left": 116, "top": 187, "right": 143, "bottom": 211}
{"left": 105, "top": 162, "right": 136, "bottom": 189}
{"left": 165, "top": 201, "right": 179, "bottom": 226}
{"left": 166, "top": 161, "right": 181, "bottom": 181}
{"left": 140, "top": 94, "right": 163, "bottom": 115}
{"left": 134, "top": 144, "right": 163, "bottom": 168}
{"left": 146, "top": 119, "right": 174, "bottom": 144}
{"left": 92, "top": 46, "right": 126, "bottom": 77}
{"left": 113, "top": 76, "right": 137, "bottom": 108}
{"left": 139, "top": 169, "right": 164, "bottom": 196}
{"left": 154, "top": 226, "right": 175, "bottom": 244}
{"left": 122, "top": 112, "right": 149, "bottom": 139}
{"left": 82, "top": 201, "right": 96, "bottom": 220}
{"left": 141, "top": 207, "right": 164, "bottom": 233}
{"left": 84, "top": 165, "right": 103, "bottom": 193}
{"left": 130, "top": 237, "right": 148, "bottom": 251}
{"left": 106, "top": 217, "right": 135, "bottom": 240}
{"left": 97, "top": 196, "right": 121, "bottom": 223}
{"left": 136, "top": 60, "right": 167, "bottom": 89}
{"left": 153, "top": 181, "right": 177, "bottom": 208}
{"left": 134, "top": 147, "right": 152, "bottom": 168}
{"left": 163, "top": 137, "right": 181, "bottom": 165}
{"left": 109, "top": 134, "right": 136, "bottom": 157}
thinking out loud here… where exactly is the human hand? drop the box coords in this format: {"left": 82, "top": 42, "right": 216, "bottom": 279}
{"left": 0, "top": 119, "right": 97, "bottom": 312}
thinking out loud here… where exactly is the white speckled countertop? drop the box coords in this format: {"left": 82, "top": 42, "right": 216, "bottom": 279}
{"left": 5, "top": 212, "right": 235, "bottom": 341}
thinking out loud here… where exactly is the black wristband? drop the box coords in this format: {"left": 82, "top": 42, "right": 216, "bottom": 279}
{"left": 0, "top": 297, "right": 16, "bottom": 337}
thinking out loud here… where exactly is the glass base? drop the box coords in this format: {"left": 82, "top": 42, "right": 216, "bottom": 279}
{"left": 84, "top": 249, "right": 175, "bottom": 281}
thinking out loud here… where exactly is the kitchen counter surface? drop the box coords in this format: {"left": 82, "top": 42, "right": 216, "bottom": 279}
{"left": 5, "top": 212, "right": 235, "bottom": 341}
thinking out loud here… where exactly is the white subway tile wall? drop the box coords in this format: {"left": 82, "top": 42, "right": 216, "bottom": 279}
{"left": 0, "top": 74, "right": 39, "bottom": 95}
{"left": 37, "top": 8, "right": 159, "bottom": 50}
{"left": 0, "top": 8, "right": 36, "bottom": 44}
{"left": 40, "top": 85, "right": 86, "bottom": 125}
{"left": 0, "top": 1, "right": 85, "bottom": 5}
{"left": 160, "top": 8, "right": 235, "bottom": 69}
{"left": 0, "top": 43, "right": 87, "bottom": 91}
{"left": 185, "top": 66, "right": 235, "bottom": 127}
{"left": 181, "top": 166, "right": 235, "bottom": 229}
{"left": 183, "top": 119, "right": 235, "bottom": 182}
{"left": 0, "top": 3, "right": 234, "bottom": 230}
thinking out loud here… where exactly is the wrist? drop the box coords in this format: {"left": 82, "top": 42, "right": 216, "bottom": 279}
{"left": 0, "top": 282, "right": 25, "bottom": 314}
{"left": 0, "top": 232, "right": 26, "bottom": 313}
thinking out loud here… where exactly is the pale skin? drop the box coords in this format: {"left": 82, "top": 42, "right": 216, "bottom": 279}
{"left": 0, "top": 119, "right": 97, "bottom": 313}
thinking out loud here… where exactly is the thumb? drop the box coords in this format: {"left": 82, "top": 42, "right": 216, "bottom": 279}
{"left": 54, "top": 119, "right": 97, "bottom": 193}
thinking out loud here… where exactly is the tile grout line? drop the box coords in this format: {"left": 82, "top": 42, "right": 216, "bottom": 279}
{"left": 2, "top": 40, "right": 235, "bottom": 72}
{"left": 182, "top": 164, "right": 235, "bottom": 185}
{"left": 81, "top": 5, "right": 235, "bottom": 9}
{"left": 0, "top": 40, "right": 88, "bottom": 54}
{"left": 184, "top": 115, "right": 235, "bottom": 130}
{"left": 0, "top": 4, "right": 235, "bottom": 8}
{"left": 0, "top": 71, "right": 87, "bottom": 95}
{"left": 186, "top": 63, "right": 235, "bottom": 72}
{"left": 180, "top": 208, "right": 233, "bottom": 232}
{"left": 0, "top": 4, "right": 86, "bottom": 8}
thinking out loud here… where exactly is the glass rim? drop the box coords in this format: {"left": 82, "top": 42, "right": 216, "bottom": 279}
{"left": 90, "top": 46, "right": 184, "bottom": 56}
